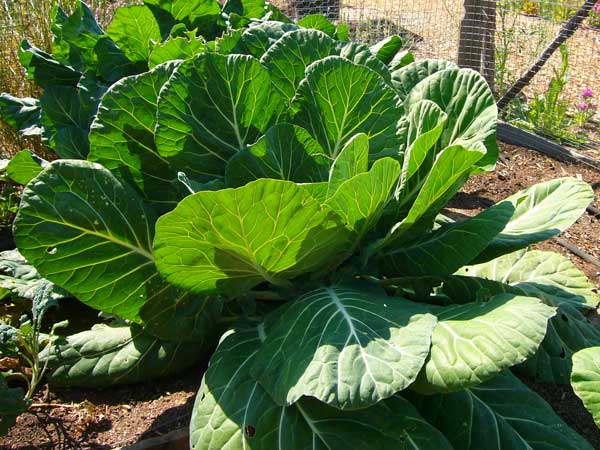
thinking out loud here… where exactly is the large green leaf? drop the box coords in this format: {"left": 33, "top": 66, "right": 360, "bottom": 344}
{"left": 571, "top": 346, "right": 600, "bottom": 427}
{"left": 225, "top": 123, "right": 328, "bottom": 187}
{"left": 39, "top": 85, "right": 96, "bottom": 159}
{"left": 378, "top": 201, "right": 514, "bottom": 278}
{"left": 391, "top": 59, "right": 457, "bottom": 100}
{"left": 6, "top": 150, "right": 47, "bottom": 185}
{"left": 18, "top": 39, "right": 81, "bottom": 88}
{"left": 43, "top": 323, "right": 204, "bottom": 387}
{"left": 155, "top": 53, "right": 282, "bottom": 181}
{"left": 88, "top": 61, "right": 188, "bottom": 211}
{"left": 261, "top": 29, "right": 390, "bottom": 105}
{"left": 405, "top": 67, "right": 498, "bottom": 171}
{"left": 326, "top": 158, "right": 401, "bottom": 240}
{"left": 94, "top": 36, "right": 146, "bottom": 84}
{"left": 292, "top": 56, "right": 401, "bottom": 158}
{"left": 413, "top": 294, "right": 555, "bottom": 393}
{"left": 411, "top": 370, "right": 593, "bottom": 450}
{"left": 13, "top": 160, "right": 164, "bottom": 321}
{"left": 154, "top": 179, "right": 351, "bottom": 296}
{"left": 459, "top": 249, "right": 600, "bottom": 383}
{"left": 107, "top": 5, "right": 162, "bottom": 64}
{"left": 0, "top": 377, "right": 29, "bottom": 436}
{"left": 51, "top": 3, "right": 104, "bottom": 72}
{"left": 0, "top": 94, "right": 42, "bottom": 137}
{"left": 372, "top": 143, "right": 486, "bottom": 256}
{"left": 251, "top": 286, "right": 437, "bottom": 409}
{"left": 240, "top": 21, "right": 299, "bottom": 58}
{"left": 148, "top": 31, "right": 207, "bottom": 68}
{"left": 144, "top": 0, "right": 223, "bottom": 39}
{"left": 190, "top": 327, "right": 454, "bottom": 450}
{"left": 474, "top": 178, "right": 594, "bottom": 262}
{"left": 327, "top": 132, "right": 370, "bottom": 195}
{"left": 458, "top": 249, "right": 599, "bottom": 309}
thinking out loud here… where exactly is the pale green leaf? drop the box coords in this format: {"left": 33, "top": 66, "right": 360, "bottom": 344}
{"left": 191, "top": 327, "right": 453, "bottom": 450}
{"left": 475, "top": 178, "right": 594, "bottom": 262}
{"left": 327, "top": 132, "right": 370, "bottom": 195}
{"left": 148, "top": 33, "right": 207, "bottom": 68}
{"left": 391, "top": 59, "right": 457, "bottom": 100}
{"left": 413, "top": 293, "right": 555, "bottom": 393}
{"left": 154, "top": 179, "right": 351, "bottom": 296}
{"left": 572, "top": 346, "right": 600, "bottom": 427}
{"left": 43, "top": 323, "right": 205, "bottom": 387}
{"left": 251, "top": 286, "right": 437, "bottom": 409}
{"left": 241, "top": 21, "right": 299, "bottom": 57}
{"left": 297, "top": 14, "right": 336, "bottom": 36}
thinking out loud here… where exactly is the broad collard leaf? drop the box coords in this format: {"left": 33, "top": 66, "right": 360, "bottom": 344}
{"left": 94, "top": 36, "right": 146, "bottom": 84}
{"left": 88, "top": 61, "right": 188, "bottom": 212}
{"left": 0, "top": 249, "right": 67, "bottom": 301}
{"left": 325, "top": 158, "right": 401, "bottom": 241}
{"left": 411, "top": 370, "right": 593, "bottom": 450}
{"left": 474, "top": 178, "right": 594, "bottom": 263}
{"left": 148, "top": 32, "right": 207, "bottom": 68}
{"left": 458, "top": 249, "right": 600, "bottom": 383}
{"left": 377, "top": 201, "right": 514, "bottom": 278}
{"left": 241, "top": 21, "right": 299, "bottom": 58}
{"left": 144, "top": 0, "right": 223, "bottom": 39}
{"left": 261, "top": 29, "right": 390, "bottom": 105}
{"left": 154, "top": 179, "right": 352, "bottom": 296}
{"left": 292, "top": 56, "right": 402, "bottom": 159}
{"left": 13, "top": 160, "right": 165, "bottom": 321}
{"left": 0, "top": 377, "right": 29, "bottom": 436}
{"left": 0, "top": 94, "right": 42, "bottom": 136}
{"left": 39, "top": 85, "right": 97, "bottom": 159}
{"left": 190, "top": 327, "right": 453, "bottom": 450}
{"left": 251, "top": 287, "right": 437, "bottom": 410}
{"left": 139, "top": 293, "right": 224, "bottom": 342}
{"left": 458, "top": 249, "right": 600, "bottom": 310}
{"left": 370, "top": 35, "right": 404, "bottom": 65}
{"left": 51, "top": 3, "right": 105, "bottom": 72}
{"left": 225, "top": 123, "right": 329, "bottom": 187}
{"left": 107, "top": 5, "right": 162, "bottom": 64}
{"left": 18, "top": 39, "right": 81, "bottom": 88}
{"left": 297, "top": 14, "right": 336, "bottom": 36}
{"left": 571, "top": 346, "right": 600, "bottom": 427}
{"left": 412, "top": 294, "right": 555, "bottom": 393}
{"left": 155, "top": 53, "right": 282, "bottom": 181}
{"left": 6, "top": 150, "right": 48, "bottom": 185}
{"left": 42, "top": 323, "right": 205, "bottom": 387}
{"left": 391, "top": 59, "right": 458, "bottom": 100}
{"left": 405, "top": 67, "right": 498, "bottom": 171}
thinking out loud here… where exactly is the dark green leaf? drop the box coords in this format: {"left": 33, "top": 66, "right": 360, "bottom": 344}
{"left": 0, "top": 94, "right": 42, "bottom": 137}
{"left": 0, "top": 377, "right": 29, "bottom": 436}
{"left": 18, "top": 39, "right": 81, "bottom": 88}
{"left": 391, "top": 59, "right": 457, "bottom": 101}
{"left": 370, "top": 35, "right": 404, "bottom": 65}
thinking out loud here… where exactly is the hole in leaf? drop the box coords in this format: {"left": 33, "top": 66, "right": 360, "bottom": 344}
{"left": 561, "top": 314, "right": 569, "bottom": 322}
{"left": 47, "top": 247, "right": 57, "bottom": 255}
{"left": 559, "top": 348, "right": 566, "bottom": 359}
{"left": 245, "top": 425, "right": 256, "bottom": 438}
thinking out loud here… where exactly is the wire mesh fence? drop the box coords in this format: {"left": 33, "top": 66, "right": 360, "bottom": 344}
{"left": 273, "top": 0, "right": 600, "bottom": 156}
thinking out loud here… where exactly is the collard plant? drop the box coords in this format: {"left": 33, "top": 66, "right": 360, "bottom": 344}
{"left": 1, "top": 3, "right": 600, "bottom": 449}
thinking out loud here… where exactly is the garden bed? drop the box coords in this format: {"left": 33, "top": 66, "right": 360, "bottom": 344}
{"left": 1, "top": 141, "right": 600, "bottom": 449}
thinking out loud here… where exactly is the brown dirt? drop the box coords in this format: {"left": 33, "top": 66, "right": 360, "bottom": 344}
{"left": 3, "top": 142, "right": 600, "bottom": 449}
{"left": 0, "top": 361, "right": 206, "bottom": 450}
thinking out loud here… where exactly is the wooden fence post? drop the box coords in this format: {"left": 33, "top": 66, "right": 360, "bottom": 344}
{"left": 458, "top": 0, "right": 496, "bottom": 93}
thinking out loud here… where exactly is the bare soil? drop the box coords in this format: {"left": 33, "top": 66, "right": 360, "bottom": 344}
{"left": 3, "top": 142, "right": 600, "bottom": 449}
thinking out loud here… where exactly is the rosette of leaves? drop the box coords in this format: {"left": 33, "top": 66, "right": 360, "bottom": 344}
{"left": 5, "top": 19, "right": 599, "bottom": 448}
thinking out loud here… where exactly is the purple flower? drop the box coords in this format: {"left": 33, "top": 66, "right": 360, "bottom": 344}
{"left": 582, "top": 88, "right": 594, "bottom": 99}
{"left": 579, "top": 102, "right": 589, "bottom": 111}
{"left": 595, "top": 2, "right": 600, "bottom": 13}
